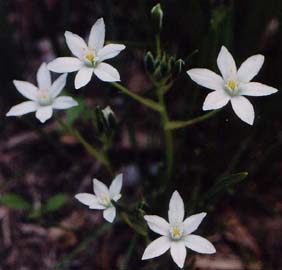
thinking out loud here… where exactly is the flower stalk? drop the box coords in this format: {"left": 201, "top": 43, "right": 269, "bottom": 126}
{"left": 156, "top": 85, "right": 174, "bottom": 191}
{"left": 56, "top": 117, "right": 113, "bottom": 174}
{"left": 111, "top": 82, "right": 163, "bottom": 112}
{"left": 120, "top": 212, "right": 148, "bottom": 238}
{"left": 165, "top": 109, "right": 221, "bottom": 130}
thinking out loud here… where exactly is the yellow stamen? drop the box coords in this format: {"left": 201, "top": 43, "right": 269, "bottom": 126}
{"left": 100, "top": 196, "right": 111, "bottom": 207}
{"left": 37, "top": 89, "right": 52, "bottom": 106}
{"left": 85, "top": 54, "right": 95, "bottom": 63}
{"left": 227, "top": 80, "right": 237, "bottom": 91}
{"left": 172, "top": 228, "right": 181, "bottom": 238}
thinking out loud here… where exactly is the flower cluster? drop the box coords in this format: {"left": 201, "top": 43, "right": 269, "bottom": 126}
{"left": 7, "top": 18, "right": 125, "bottom": 122}
{"left": 5, "top": 10, "right": 279, "bottom": 269}
{"left": 75, "top": 178, "right": 215, "bottom": 268}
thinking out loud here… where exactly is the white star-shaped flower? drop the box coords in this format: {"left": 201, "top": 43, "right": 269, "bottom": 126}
{"left": 75, "top": 174, "right": 123, "bottom": 223}
{"left": 187, "top": 46, "right": 278, "bottom": 125}
{"left": 47, "top": 18, "right": 125, "bottom": 89}
{"left": 142, "top": 191, "right": 215, "bottom": 268}
{"left": 6, "top": 63, "right": 78, "bottom": 123}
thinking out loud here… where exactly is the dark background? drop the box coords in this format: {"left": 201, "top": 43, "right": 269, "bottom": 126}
{"left": 0, "top": 0, "right": 282, "bottom": 269}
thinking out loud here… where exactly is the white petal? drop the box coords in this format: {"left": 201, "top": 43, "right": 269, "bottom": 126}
{"left": 6, "top": 101, "right": 37, "bottom": 116}
{"left": 47, "top": 57, "right": 84, "bottom": 73}
{"left": 184, "top": 234, "right": 216, "bottom": 254}
{"left": 75, "top": 193, "right": 105, "bottom": 209}
{"left": 37, "top": 63, "right": 51, "bottom": 90}
{"left": 230, "top": 96, "right": 254, "bottom": 125}
{"left": 65, "top": 31, "right": 88, "bottom": 59}
{"left": 144, "top": 215, "right": 169, "bottom": 236}
{"left": 183, "top": 212, "right": 207, "bottom": 235}
{"left": 112, "top": 194, "right": 121, "bottom": 201}
{"left": 93, "top": 179, "right": 110, "bottom": 198}
{"left": 98, "top": 44, "right": 126, "bottom": 61}
{"left": 109, "top": 174, "right": 123, "bottom": 201}
{"left": 35, "top": 106, "right": 53, "bottom": 123}
{"left": 13, "top": 80, "right": 38, "bottom": 101}
{"left": 170, "top": 241, "right": 187, "bottom": 268}
{"left": 52, "top": 96, "right": 78, "bottom": 110}
{"left": 94, "top": 62, "right": 120, "bottom": 82}
{"left": 237, "top": 54, "right": 264, "bottom": 83}
{"left": 168, "top": 191, "right": 185, "bottom": 225}
{"left": 103, "top": 206, "right": 116, "bottom": 223}
{"left": 240, "top": 82, "right": 278, "bottom": 96}
{"left": 142, "top": 236, "right": 170, "bottom": 260}
{"left": 187, "top": 69, "right": 224, "bottom": 91}
{"left": 50, "top": 74, "right": 67, "bottom": 98}
{"left": 217, "top": 46, "right": 237, "bottom": 81}
{"left": 88, "top": 18, "right": 105, "bottom": 51}
{"left": 74, "top": 67, "right": 93, "bottom": 89}
{"left": 203, "top": 91, "right": 230, "bottom": 111}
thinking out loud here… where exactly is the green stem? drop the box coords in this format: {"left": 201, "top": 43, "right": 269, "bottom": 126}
{"left": 156, "top": 34, "right": 161, "bottom": 58}
{"left": 120, "top": 212, "right": 148, "bottom": 238}
{"left": 157, "top": 87, "right": 174, "bottom": 191}
{"left": 165, "top": 109, "right": 221, "bottom": 130}
{"left": 56, "top": 117, "right": 113, "bottom": 175}
{"left": 111, "top": 82, "right": 163, "bottom": 112}
{"left": 119, "top": 234, "right": 138, "bottom": 270}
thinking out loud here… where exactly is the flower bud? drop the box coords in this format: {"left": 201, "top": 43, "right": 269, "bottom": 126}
{"left": 172, "top": 59, "right": 185, "bottom": 77}
{"left": 144, "top": 51, "right": 155, "bottom": 74}
{"left": 94, "top": 106, "right": 117, "bottom": 135}
{"left": 151, "top": 3, "right": 163, "bottom": 32}
{"left": 102, "top": 106, "right": 117, "bottom": 130}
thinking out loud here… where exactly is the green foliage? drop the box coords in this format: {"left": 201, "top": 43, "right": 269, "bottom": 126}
{"left": 65, "top": 97, "right": 90, "bottom": 125}
{"left": 45, "top": 194, "right": 68, "bottom": 212}
{"left": 0, "top": 193, "right": 67, "bottom": 215}
{"left": 210, "top": 6, "right": 230, "bottom": 32}
{"left": 144, "top": 51, "right": 185, "bottom": 82}
{"left": 0, "top": 193, "right": 31, "bottom": 210}
{"left": 205, "top": 172, "right": 248, "bottom": 202}
{"left": 28, "top": 194, "right": 68, "bottom": 220}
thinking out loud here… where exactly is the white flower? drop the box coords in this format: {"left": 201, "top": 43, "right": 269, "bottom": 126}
{"left": 6, "top": 63, "right": 78, "bottom": 123}
{"left": 142, "top": 191, "right": 215, "bottom": 268}
{"left": 187, "top": 46, "right": 278, "bottom": 125}
{"left": 47, "top": 18, "right": 125, "bottom": 89}
{"left": 75, "top": 174, "right": 123, "bottom": 223}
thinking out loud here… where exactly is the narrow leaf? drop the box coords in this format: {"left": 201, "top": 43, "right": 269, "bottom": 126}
{"left": 205, "top": 172, "right": 248, "bottom": 201}
{"left": 0, "top": 193, "right": 31, "bottom": 210}
{"left": 45, "top": 194, "right": 68, "bottom": 212}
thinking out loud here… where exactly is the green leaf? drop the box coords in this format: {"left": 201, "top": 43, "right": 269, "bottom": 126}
{"left": 205, "top": 172, "right": 248, "bottom": 201}
{"left": 65, "top": 98, "right": 91, "bottom": 125}
{"left": 45, "top": 194, "right": 68, "bottom": 212}
{"left": 0, "top": 193, "right": 31, "bottom": 210}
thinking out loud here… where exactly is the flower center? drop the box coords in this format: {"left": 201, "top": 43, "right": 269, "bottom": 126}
{"left": 169, "top": 224, "right": 183, "bottom": 240}
{"left": 226, "top": 80, "right": 237, "bottom": 91}
{"left": 37, "top": 89, "right": 52, "bottom": 106}
{"left": 85, "top": 54, "right": 95, "bottom": 63}
{"left": 100, "top": 195, "right": 112, "bottom": 208}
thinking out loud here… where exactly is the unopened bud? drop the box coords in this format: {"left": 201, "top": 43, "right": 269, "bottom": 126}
{"left": 172, "top": 59, "right": 185, "bottom": 77}
{"left": 151, "top": 3, "right": 163, "bottom": 32}
{"left": 144, "top": 51, "right": 155, "bottom": 74}
{"left": 102, "top": 106, "right": 117, "bottom": 130}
